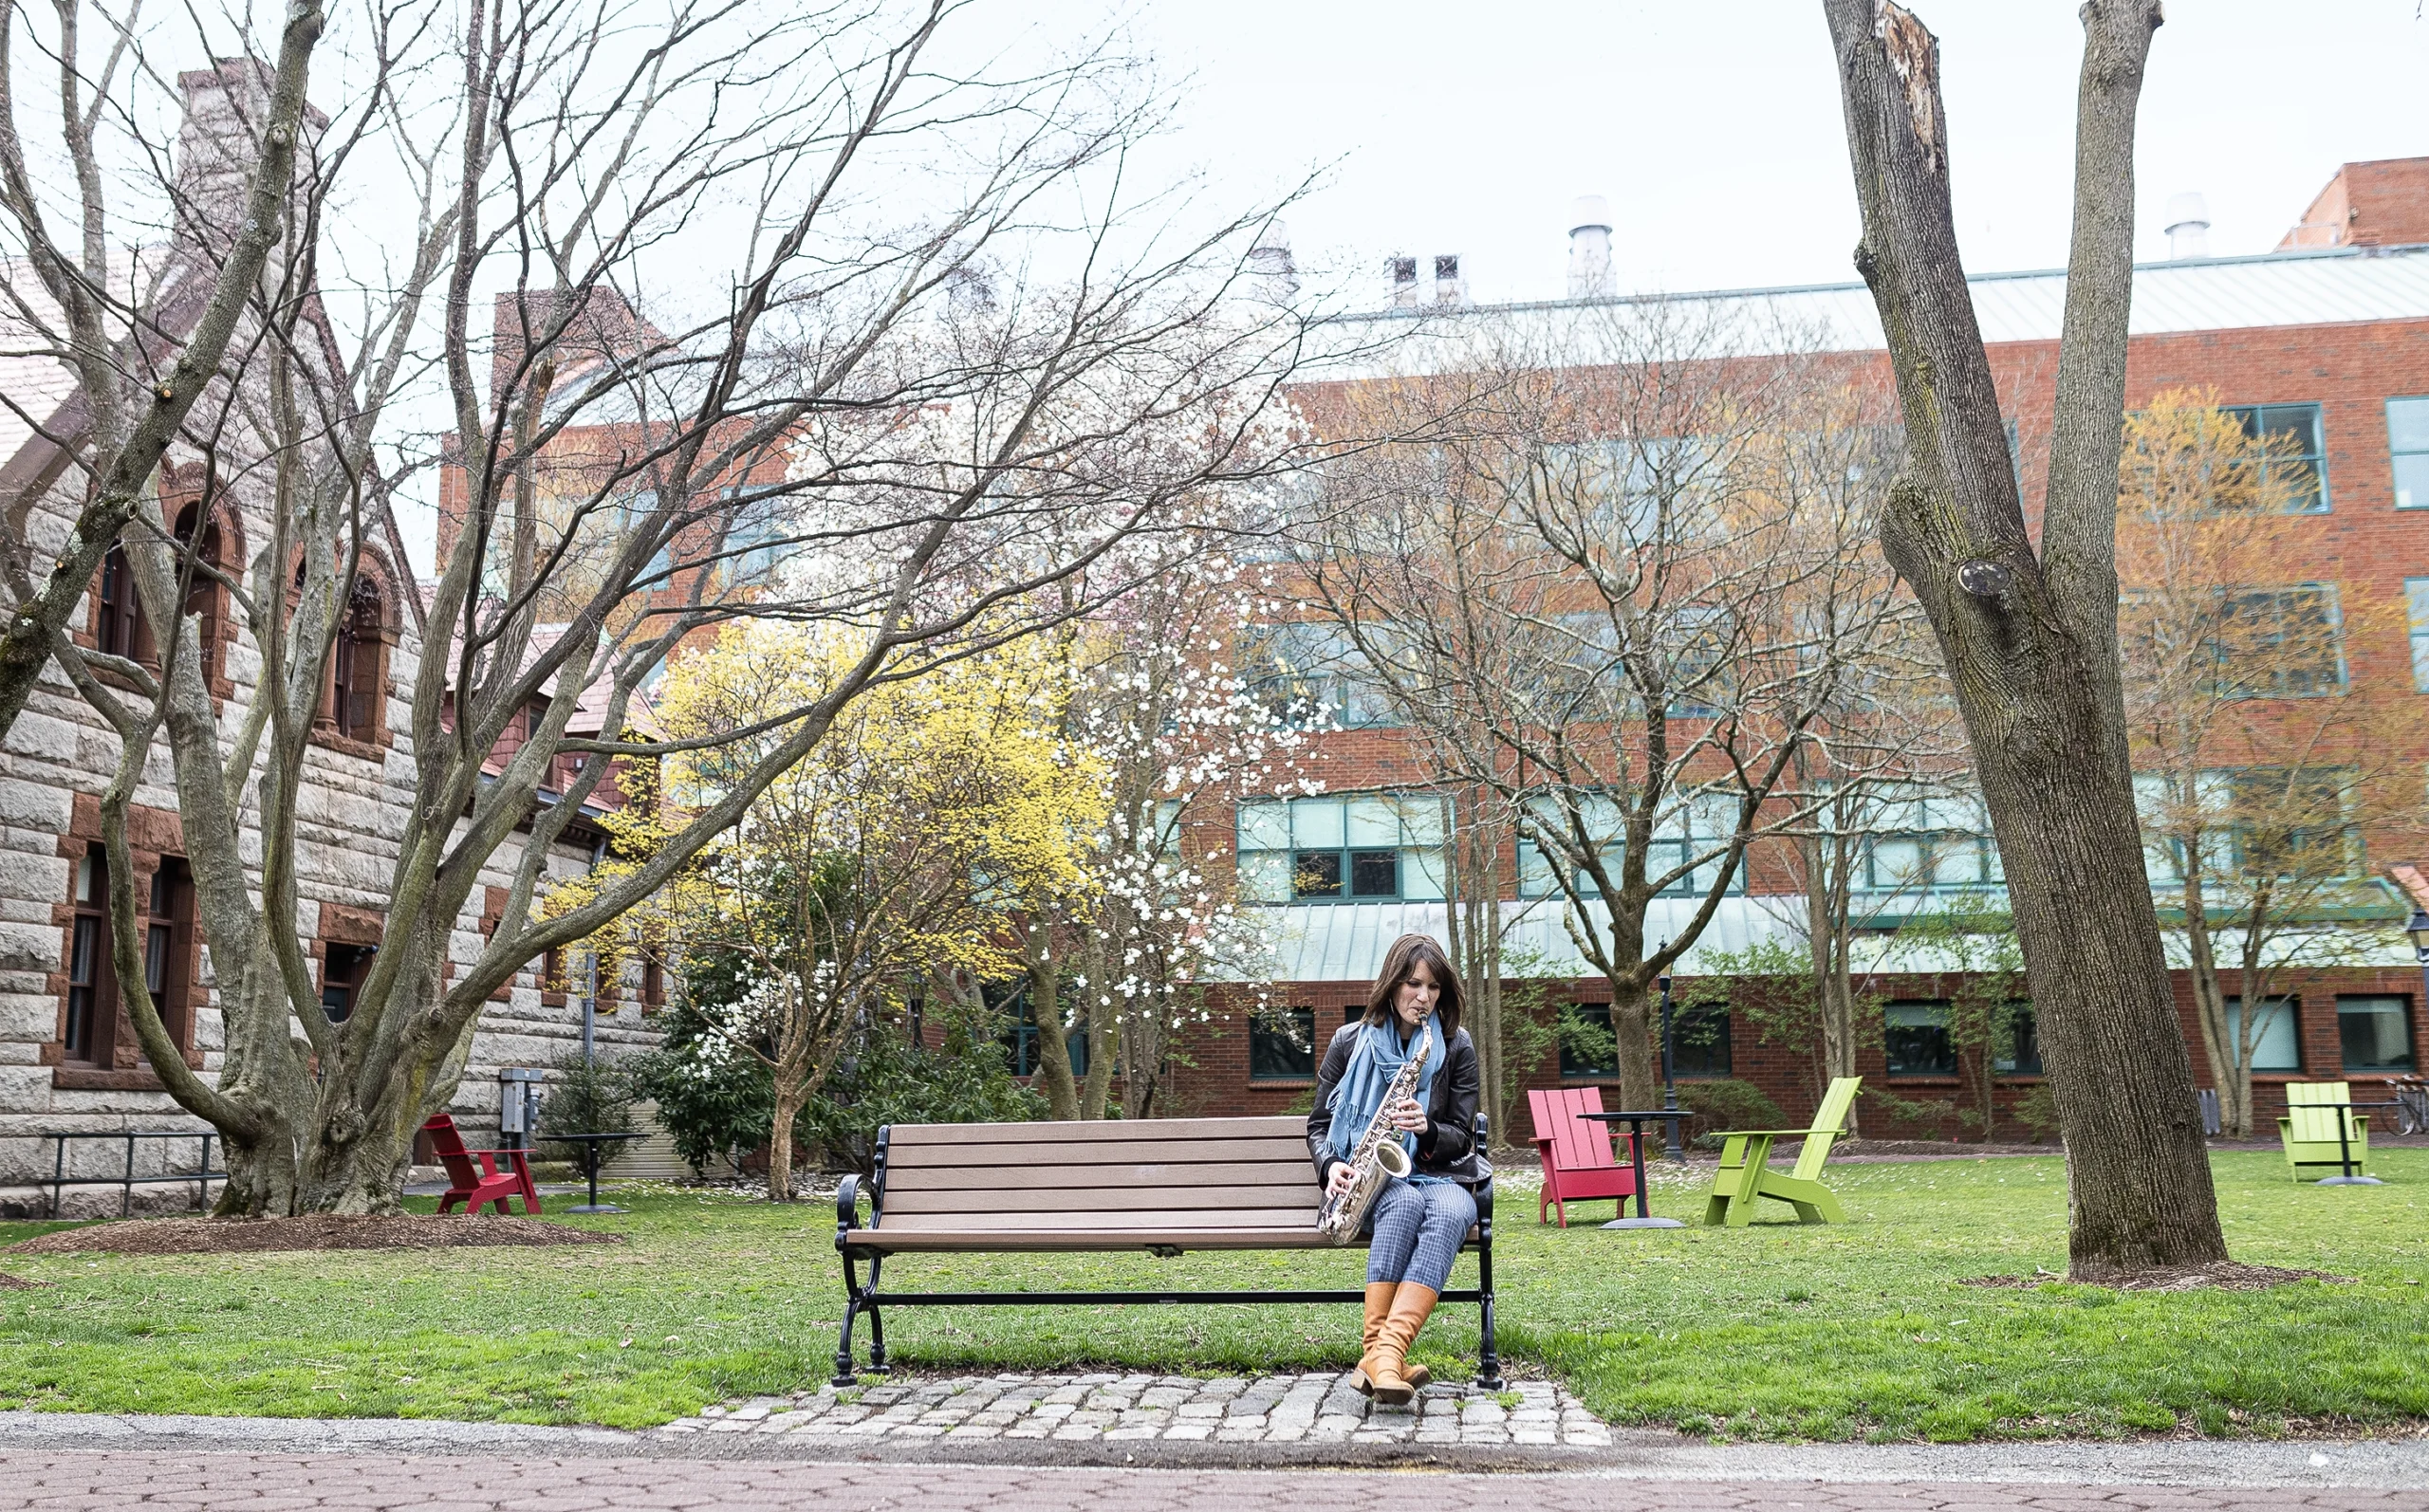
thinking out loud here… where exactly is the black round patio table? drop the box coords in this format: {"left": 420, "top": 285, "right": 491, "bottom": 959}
{"left": 552, "top": 1132, "right": 647, "bottom": 1214}
{"left": 1580, "top": 1110, "right": 1691, "bottom": 1229}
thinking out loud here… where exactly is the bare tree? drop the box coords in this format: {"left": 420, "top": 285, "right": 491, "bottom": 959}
{"left": 61, "top": 0, "right": 1319, "bottom": 1212}
{"left": 0, "top": 1, "right": 326, "bottom": 745}
{"left": 1823, "top": 0, "right": 2230, "bottom": 1274}
{"left": 2119, "top": 389, "right": 2425, "bottom": 1136}
{"left": 1290, "top": 305, "right": 1918, "bottom": 1112}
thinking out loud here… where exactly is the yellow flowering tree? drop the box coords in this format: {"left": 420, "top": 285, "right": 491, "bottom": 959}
{"left": 566, "top": 620, "right": 1103, "bottom": 1199}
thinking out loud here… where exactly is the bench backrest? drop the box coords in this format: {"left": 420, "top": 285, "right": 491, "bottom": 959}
{"left": 1528, "top": 1086, "right": 1618, "bottom": 1171}
{"left": 1791, "top": 1076, "right": 1863, "bottom": 1181}
{"left": 2284, "top": 1081, "right": 2356, "bottom": 1143}
{"left": 876, "top": 1116, "right": 1318, "bottom": 1236}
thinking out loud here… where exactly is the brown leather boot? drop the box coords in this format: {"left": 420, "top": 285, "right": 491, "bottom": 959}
{"left": 1350, "top": 1282, "right": 1395, "bottom": 1395}
{"left": 1365, "top": 1282, "right": 1439, "bottom": 1407}
{"left": 1351, "top": 1282, "right": 1436, "bottom": 1395}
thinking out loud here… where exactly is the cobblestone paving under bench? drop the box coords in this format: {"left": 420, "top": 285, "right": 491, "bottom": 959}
{"left": 662, "top": 1370, "right": 1613, "bottom": 1448}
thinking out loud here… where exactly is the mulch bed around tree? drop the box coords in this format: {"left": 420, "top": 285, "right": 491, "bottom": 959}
{"left": 0, "top": 1274, "right": 50, "bottom": 1288}
{"left": 7, "top": 1214, "right": 622, "bottom": 1257}
{"left": 1962, "top": 1260, "right": 2354, "bottom": 1292}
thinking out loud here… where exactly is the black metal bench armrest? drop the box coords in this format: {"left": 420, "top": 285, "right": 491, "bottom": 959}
{"left": 836, "top": 1174, "right": 862, "bottom": 1241}
{"left": 1473, "top": 1174, "right": 1494, "bottom": 1225}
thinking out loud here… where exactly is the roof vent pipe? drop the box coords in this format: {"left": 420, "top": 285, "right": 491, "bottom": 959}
{"left": 1248, "top": 220, "right": 1299, "bottom": 302}
{"left": 1390, "top": 255, "right": 1420, "bottom": 308}
{"left": 2164, "top": 191, "right": 2210, "bottom": 260}
{"left": 1567, "top": 194, "right": 1615, "bottom": 298}
{"left": 1434, "top": 253, "right": 1463, "bottom": 307}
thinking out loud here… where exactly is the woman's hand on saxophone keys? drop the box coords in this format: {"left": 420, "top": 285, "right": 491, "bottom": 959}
{"left": 1326, "top": 1162, "right": 1359, "bottom": 1199}
{"left": 1386, "top": 1097, "right": 1427, "bottom": 1134}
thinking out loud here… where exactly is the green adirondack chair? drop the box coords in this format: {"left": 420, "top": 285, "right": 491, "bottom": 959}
{"left": 2278, "top": 1080, "right": 2371, "bottom": 1181}
{"left": 1702, "top": 1075, "right": 1862, "bottom": 1227}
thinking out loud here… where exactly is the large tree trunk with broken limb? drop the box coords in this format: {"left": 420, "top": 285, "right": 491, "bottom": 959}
{"left": 1824, "top": 0, "right": 2226, "bottom": 1276}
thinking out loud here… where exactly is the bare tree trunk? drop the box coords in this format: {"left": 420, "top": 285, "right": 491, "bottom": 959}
{"left": 1081, "top": 992, "right": 1116, "bottom": 1121}
{"left": 769, "top": 1085, "right": 804, "bottom": 1202}
{"left": 1609, "top": 975, "right": 1659, "bottom": 1111}
{"left": 1026, "top": 940, "right": 1081, "bottom": 1121}
{"left": 1826, "top": 0, "right": 2226, "bottom": 1275}
{"left": 2179, "top": 878, "right": 2244, "bottom": 1137}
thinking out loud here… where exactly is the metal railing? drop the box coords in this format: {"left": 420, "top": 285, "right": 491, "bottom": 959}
{"left": 40, "top": 1130, "right": 224, "bottom": 1218}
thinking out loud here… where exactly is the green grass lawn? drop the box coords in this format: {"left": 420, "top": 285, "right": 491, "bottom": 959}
{"left": 0, "top": 1149, "right": 2422, "bottom": 1441}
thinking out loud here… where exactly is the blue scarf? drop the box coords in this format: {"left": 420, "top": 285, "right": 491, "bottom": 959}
{"left": 1326, "top": 1013, "right": 1445, "bottom": 1167}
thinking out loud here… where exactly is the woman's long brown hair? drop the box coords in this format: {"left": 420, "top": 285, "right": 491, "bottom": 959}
{"left": 1363, "top": 932, "right": 1463, "bottom": 1042}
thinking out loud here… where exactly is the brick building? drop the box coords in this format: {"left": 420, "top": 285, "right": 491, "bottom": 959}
{"left": 1159, "top": 158, "right": 2429, "bottom": 1144}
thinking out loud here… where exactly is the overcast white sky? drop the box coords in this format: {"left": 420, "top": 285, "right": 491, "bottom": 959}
{"left": 1111, "top": 0, "right": 2429, "bottom": 306}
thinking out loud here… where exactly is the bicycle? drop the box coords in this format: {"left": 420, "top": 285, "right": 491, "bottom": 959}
{"left": 2385, "top": 1076, "right": 2429, "bottom": 1136}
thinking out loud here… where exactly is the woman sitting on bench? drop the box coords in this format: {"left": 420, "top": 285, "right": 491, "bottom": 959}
{"left": 1309, "top": 932, "right": 1487, "bottom": 1405}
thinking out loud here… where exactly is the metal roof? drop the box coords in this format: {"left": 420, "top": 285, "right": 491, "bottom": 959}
{"left": 1312, "top": 243, "right": 2429, "bottom": 373}
{"left": 1225, "top": 893, "right": 2416, "bottom": 985}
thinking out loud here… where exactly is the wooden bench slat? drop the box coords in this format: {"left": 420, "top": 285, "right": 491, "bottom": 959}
{"left": 885, "top": 1117, "right": 1304, "bottom": 1146}
{"left": 884, "top": 1162, "right": 1315, "bottom": 1193}
{"left": 885, "top": 1136, "right": 1309, "bottom": 1170}
{"left": 845, "top": 1224, "right": 1483, "bottom": 1254}
{"left": 878, "top": 1208, "right": 1321, "bottom": 1231}
{"left": 883, "top": 1184, "right": 1320, "bottom": 1216}
{"left": 847, "top": 1227, "right": 1341, "bottom": 1252}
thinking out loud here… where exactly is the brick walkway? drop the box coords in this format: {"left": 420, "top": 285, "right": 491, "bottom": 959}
{"left": 666, "top": 1370, "right": 1612, "bottom": 1448}
{"left": 2, "top": 1450, "right": 2423, "bottom": 1511}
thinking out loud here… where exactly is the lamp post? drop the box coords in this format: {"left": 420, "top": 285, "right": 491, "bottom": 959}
{"left": 1658, "top": 953, "right": 1683, "bottom": 1162}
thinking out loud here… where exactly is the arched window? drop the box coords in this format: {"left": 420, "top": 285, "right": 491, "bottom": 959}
{"left": 172, "top": 504, "right": 226, "bottom": 685}
{"left": 329, "top": 575, "right": 385, "bottom": 744}
{"left": 93, "top": 544, "right": 148, "bottom": 662}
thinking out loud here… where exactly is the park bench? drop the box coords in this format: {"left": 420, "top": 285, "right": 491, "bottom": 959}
{"left": 832, "top": 1114, "right": 1498, "bottom": 1388}
{"left": 421, "top": 1114, "right": 542, "bottom": 1217}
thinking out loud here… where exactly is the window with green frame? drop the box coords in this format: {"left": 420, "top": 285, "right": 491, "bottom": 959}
{"left": 1234, "top": 792, "right": 1448, "bottom": 903}
{"left": 2210, "top": 585, "right": 2346, "bottom": 698}
{"left": 1515, "top": 789, "right": 1739, "bottom": 899}
{"left": 1859, "top": 790, "right": 2002, "bottom": 893}
{"left": 1239, "top": 622, "right": 1401, "bottom": 729}
{"left": 1249, "top": 1005, "right": 1317, "bottom": 1079}
{"left": 2222, "top": 403, "right": 2327, "bottom": 512}
{"left": 2387, "top": 397, "right": 2429, "bottom": 509}
{"left": 2406, "top": 579, "right": 2429, "bottom": 692}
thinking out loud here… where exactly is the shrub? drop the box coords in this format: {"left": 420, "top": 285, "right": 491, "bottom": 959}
{"left": 624, "top": 991, "right": 777, "bottom": 1177}
{"left": 536, "top": 1048, "right": 639, "bottom": 1169}
{"left": 803, "top": 1003, "right": 1044, "bottom": 1176}
{"left": 2014, "top": 1081, "right": 2062, "bottom": 1143}
{"left": 1678, "top": 1078, "right": 1786, "bottom": 1146}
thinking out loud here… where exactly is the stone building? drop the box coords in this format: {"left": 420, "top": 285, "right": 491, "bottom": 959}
{"left": 0, "top": 64, "right": 647, "bottom": 1217}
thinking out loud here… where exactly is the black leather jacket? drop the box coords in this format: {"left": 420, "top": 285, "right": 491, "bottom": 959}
{"left": 1306, "top": 1019, "right": 1489, "bottom": 1188}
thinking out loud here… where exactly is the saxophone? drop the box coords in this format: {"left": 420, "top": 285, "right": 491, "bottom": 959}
{"left": 1315, "top": 1031, "right": 1430, "bottom": 1245}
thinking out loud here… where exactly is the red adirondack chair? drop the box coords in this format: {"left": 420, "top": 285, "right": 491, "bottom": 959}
{"left": 423, "top": 1114, "right": 542, "bottom": 1217}
{"left": 1529, "top": 1086, "right": 1641, "bottom": 1226}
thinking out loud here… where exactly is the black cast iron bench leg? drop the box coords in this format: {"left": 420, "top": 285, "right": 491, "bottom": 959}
{"left": 834, "top": 1249, "right": 866, "bottom": 1387}
{"left": 1474, "top": 1234, "right": 1503, "bottom": 1390}
{"left": 862, "top": 1255, "right": 889, "bottom": 1374}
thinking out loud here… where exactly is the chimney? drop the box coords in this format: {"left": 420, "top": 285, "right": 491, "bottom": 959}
{"left": 2163, "top": 192, "right": 2210, "bottom": 260}
{"left": 1390, "top": 256, "right": 1420, "bottom": 308}
{"left": 173, "top": 58, "right": 324, "bottom": 265}
{"left": 1567, "top": 194, "right": 1615, "bottom": 298}
{"left": 1434, "top": 254, "right": 1463, "bottom": 307}
{"left": 1248, "top": 220, "right": 1299, "bottom": 303}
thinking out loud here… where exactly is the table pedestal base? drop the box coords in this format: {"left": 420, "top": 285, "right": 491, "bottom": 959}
{"left": 1601, "top": 1216, "right": 1685, "bottom": 1229}
{"left": 566, "top": 1203, "right": 627, "bottom": 1214}
{"left": 2316, "top": 1175, "right": 2382, "bottom": 1187}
